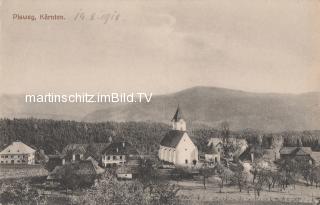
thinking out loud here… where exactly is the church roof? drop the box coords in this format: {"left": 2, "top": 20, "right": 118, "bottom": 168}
{"left": 160, "top": 130, "right": 186, "bottom": 148}
{"left": 171, "top": 105, "right": 184, "bottom": 122}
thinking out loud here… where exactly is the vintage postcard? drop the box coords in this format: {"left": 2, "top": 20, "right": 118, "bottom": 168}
{"left": 0, "top": 0, "right": 320, "bottom": 204}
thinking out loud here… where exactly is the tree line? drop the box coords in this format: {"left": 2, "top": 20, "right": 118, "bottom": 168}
{"left": 0, "top": 118, "right": 320, "bottom": 155}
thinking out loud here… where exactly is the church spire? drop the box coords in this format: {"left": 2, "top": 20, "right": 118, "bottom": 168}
{"left": 171, "top": 105, "right": 186, "bottom": 131}
{"left": 172, "top": 104, "right": 184, "bottom": 122}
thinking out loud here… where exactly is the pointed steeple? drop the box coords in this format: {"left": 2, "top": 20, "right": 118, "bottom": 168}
{"left": 171, "top": 105, "right": 186, "bottom": 131}
{"left": 172, "top": 104, "right": 184, "bottom": 122}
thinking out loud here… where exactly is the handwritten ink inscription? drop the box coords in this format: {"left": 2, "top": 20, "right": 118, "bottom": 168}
{"left": 74, "top": 10, "right": 120, "bottom": 24}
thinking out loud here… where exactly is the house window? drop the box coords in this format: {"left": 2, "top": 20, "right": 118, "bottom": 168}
{"left": 113, "top": 156, "right": 116, "bottom": 160}
{"left": 107, "top": 156, "right": 110, "bottom": 160}
{"left": 120, "top": 156, "right": 122, "bottom": 160}
{"left": 185, "top": 159, "right": 188, "bottom": 164}
{"left": 218, "top": 148, "right": 220, "bottom": 152}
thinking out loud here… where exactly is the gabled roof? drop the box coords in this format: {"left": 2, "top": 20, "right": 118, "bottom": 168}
{"left": 62, "top": 143, "right": 110, "bottom": 161}
{"left": 311, "top": 151, "right": 320, "bottom": 164}
{"left": 295, "top": 147, "right": 312, "bottom": 156}
{"left": 280, "top": 147, "right": 312, "bottom": 156}
{"left": 207, "top": 138, "right": 223, "bottom": 147}
{"left": 0, "top": 141, "right": 36, "bottom": 155}
{"left": 171, "top": 105, "right": 184, "bottom": 122}
{"left": 86, "top": 156, "right": 105, "bottom": 174}
{"left": 102, "top": 142, "right": 139, "bottom": 156}
{"left": 48, "top": 160, "right": 104, "bottom": 180}
{"left": 160, "top": 130, "right": 186, "bottom": 148}
{"left": 74, "top": 160, "right": 103, "bottom": 175}
{"left": 279, "top": 147, "right": 297, "bottom": 155}
{"left": 62, "top": 144, "right": 87, "bottom": 155}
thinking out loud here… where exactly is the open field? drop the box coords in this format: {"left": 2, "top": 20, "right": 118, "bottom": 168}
{"left": 42, "top": 179, "right": 318, "bottom": 205}
{"left": 173, "top": 179, "right": 320, "bottom": 205}
{"left": 0, "top": 164, "right": 48, "bottom": 179}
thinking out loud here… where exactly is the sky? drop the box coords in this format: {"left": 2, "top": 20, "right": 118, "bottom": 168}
{"left": 0, "top": 0, "right": 320, "bottom": 95}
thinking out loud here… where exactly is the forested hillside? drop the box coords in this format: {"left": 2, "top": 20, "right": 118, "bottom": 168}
{"left": 0, "top": 118, "right": 320, "bottom": 155}
{"left": 2, "top": 87, "right": 320, "bottom": 132}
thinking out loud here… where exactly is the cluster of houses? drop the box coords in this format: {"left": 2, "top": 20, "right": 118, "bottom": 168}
{"left": 1, "top": 105, "right": 320, "bottom": 183}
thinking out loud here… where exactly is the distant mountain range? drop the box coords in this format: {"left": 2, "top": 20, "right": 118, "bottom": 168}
{"left": 1, "top": 87, "right": 320, "bottom": 132}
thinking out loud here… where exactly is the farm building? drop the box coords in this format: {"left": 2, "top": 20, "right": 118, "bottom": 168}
{"left": 101, "top": 141, "right": 139, "bottom": 167}
{"left": 0, "top": 141, "right": 36, "bottom": 165}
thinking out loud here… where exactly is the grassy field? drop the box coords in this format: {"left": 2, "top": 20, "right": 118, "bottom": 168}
{"left": 0, "top": 164, "right": 48, "bottom": 179}
{"left": 173, "top": 178, "right": 319, "bottom": 205}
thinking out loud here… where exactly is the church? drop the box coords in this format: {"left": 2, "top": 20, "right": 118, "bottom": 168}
{"left": 159, "top": 106, "right": 198, "bottom": 167}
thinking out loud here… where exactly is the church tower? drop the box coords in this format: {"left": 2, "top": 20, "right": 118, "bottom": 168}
{"left": 171, "top": 105, "right": 186, "bottom": 131}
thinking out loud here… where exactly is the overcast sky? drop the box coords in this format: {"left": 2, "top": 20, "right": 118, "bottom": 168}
{"left": 0, "top": 0, "right": 319, "bottom": 95}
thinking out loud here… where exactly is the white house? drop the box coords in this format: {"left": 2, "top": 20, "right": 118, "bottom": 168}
{"left": 0, "top": 141, "right": 36, "bottom": 165}
{"left": 208, "top": 137, "right": 248, "bottom": 159}
{"left": 101, "top": 141, "right": 139, "bottom": 167}
{"left": 205, "top": 138, "right": 222, "bottom": 164}
{"left": 159, "top": 106, "right": 198, "bottom": 167}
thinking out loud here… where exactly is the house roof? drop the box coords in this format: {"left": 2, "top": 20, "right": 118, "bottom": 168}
{"left": 311, "top": 151, "right": 320, "bottom": 164}
{"left": 86, "top": 156, "right": 105, "bottom": 174}
{"left": 280, "top": 147, "right": 312, "bottom": 156}
{"left": 279, "top": 147, "right": 297, "bottom": 155}
{"left": 207, "top": 138, "right": 223, "bottom": 147}
{"left": 102, "top": 142, "right": 139, "bottom": 156}
{"left": 48, "top": 160, "right": 104, "bottom": 180}
{"left": 62, "top": 144, "right": 88, "bottom": 155}
{"left": 160, "top": 130, "right": 186, "bottom": 148}
{"left": 73, "top": 160, "right": 103, "bottom": 175}
{"left": 62, "top": 143, "right": 110, "bottom": 161}
{"left": 295, "top": 147, "right": 312, "bottom": 155}
{"left": 0, "top": 141, "right": 36, "bottom": 155}
{"left": 239, "top": 146, "right": 264, "bottom": 162}
{"left": 171, "top": 105, "right": 184, "bottom": 122}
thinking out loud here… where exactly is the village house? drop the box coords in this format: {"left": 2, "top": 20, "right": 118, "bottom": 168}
{"left": 205, "top": 138, "right": 222, "bottom": 164}
{"left": 62, "top": 143, "right": 110, "bottom": 164}
{"left": 47, "top": 158, "right": 105, "bottom": 184}
{"left": 279, "top": 146, "right": 315, "bottom": 164}
{"left": 158, "top": 106, "right": 198, "bottom": 167}
{"left": 101, "top": 141, "right": 139, "bottom": 167}
{"left": 207, "top": 137, "right": 248, "bottom": 161}
{"left": 0, "top": 141, "right": 36, "bottom": 165}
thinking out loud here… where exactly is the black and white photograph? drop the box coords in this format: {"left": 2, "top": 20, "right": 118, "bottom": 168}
{"left": 0, "top": 0, "right": 320, "bottom": 204}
